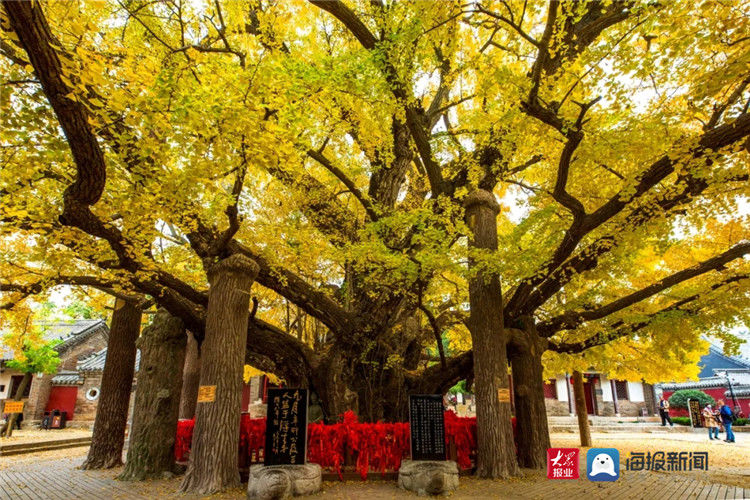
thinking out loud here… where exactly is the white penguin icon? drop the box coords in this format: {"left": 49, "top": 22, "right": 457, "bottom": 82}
{"left": 590, "top": 453, "right": 616, "bottom": 476}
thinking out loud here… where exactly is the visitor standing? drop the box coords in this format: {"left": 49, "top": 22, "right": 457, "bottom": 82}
{"left": 718, "top": 400, "right": 736, "bottom": 443}
{"left": 702, "top": 404, "right": 720, "bottom": 440}
{"left": 659, "top": 396, "right": 674, "bottom": 427}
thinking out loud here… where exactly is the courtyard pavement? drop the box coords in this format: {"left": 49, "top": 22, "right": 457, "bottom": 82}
{"left": 0, "top": 432, "right": 747, "bottom": 499}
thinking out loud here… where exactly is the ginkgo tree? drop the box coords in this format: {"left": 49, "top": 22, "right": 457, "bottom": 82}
{"left": 1, "top": 0, "right": 749, "bottom": 487}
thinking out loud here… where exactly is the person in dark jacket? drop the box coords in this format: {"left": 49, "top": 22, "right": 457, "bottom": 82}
{"left": 659, "top": 396, "right": 674, "bottom": 427}
{"left": 718, "top": 400, "right": 735, "bottom": 443}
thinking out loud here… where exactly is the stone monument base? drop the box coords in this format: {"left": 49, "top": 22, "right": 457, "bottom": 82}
{"left": 247, "top": 463, "right": 322, "bottom": 500}
{"left": 398, "top": 460, "right": 459, "bottom": 496}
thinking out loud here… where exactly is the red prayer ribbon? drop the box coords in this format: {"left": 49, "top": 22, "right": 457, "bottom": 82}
{"left": 175, "top": 411, "right": 517, "bottom": 479}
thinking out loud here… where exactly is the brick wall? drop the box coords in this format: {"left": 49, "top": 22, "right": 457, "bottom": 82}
{"left": 23, "top": 330, "right": 106, "bottom": 422}
{"left": 74, "top": 372, "right": 103, "bottom": 421}
{"left": 25, "top": 374, "right": 53, "bottom": 420}
{"left": 596, "top": 400, "right": 648, "bottom": 417}
{"left": 60, "top": 336, "right": 107, "bottom": 371}
{"left": 545, "top": 398, "right": 571, "bottom": 416}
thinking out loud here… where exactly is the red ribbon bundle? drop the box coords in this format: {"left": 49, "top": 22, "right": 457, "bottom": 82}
{"left": 175, "top": 418, "right": 195, "bottom": 462}
{"left": 175, "top": 411, "right": 514, "bottom": 478}
{"left": 444, "top": 411, "right": 476, "bottom": 469}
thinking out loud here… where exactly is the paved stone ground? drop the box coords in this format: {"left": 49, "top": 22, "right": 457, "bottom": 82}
{"left": 1, "top": 433, "right": 748, "bottom": 499}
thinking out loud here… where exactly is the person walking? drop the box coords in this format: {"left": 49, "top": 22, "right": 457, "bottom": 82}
{"left": 702, "top": 404, "right": 720, "bottom": 440}
{"left": 718, "top": 400, "right": 736, "bottom": 443}
{"left": 659, "top": 396, "right": 674, "bottom": 427}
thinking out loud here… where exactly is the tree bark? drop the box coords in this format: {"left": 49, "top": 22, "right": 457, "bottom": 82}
{"left": 179, "top": 331, "right": 201, "bottom": 420}
{"left": 4, "top": 372, "right": 31, "bottom": 438}
{"left": 510, "top": 323, "right": 550, "bottom": 469}
{"left": 81, "top": 299, "right": 141, "bottom": 469}
{"left": 312, "top": 352, "right": 358, "bottom": 423}
{"left": 572, "top": 370, "right": 592, "bottom": 447}
{"left": 179, "top": 255, "right": 259, "bottom": 495}
{"left": 119, "top": 309, "right": 186, "bottom": 480}
{"left": 464, "top": 190, "right": 519, "bottom": 479}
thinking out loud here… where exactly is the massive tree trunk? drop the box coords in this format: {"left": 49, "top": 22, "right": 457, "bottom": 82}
{"left": 572, "top": 370, "right": 592, "bottom": 447}
{"left": 4, "top": 372, "right": 31, "bottom": 438}
{"left": 119, "top": 309, "right": 186, "bottom": 480}
{"left": 312, "top": 352, "right": 358, "bottom": 423}
{"left": 464, "top": 190, "right": 519, "bottom": 479}
{"left": 179, "top": 331, "right": 201, "bottom": 420}
{"left": 509, "top": 321, "right": 550, "bottom": 469}
{"left": 81, "top": 299, "right": 141, "bottom": 469}
{"left": 180, "top": 255, "right": 259, "bottom": 495}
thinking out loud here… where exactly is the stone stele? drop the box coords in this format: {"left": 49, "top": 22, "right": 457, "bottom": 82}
{"left": 398, "top": 460, "right": 459, "bottom": 496}
{"left": 247, "top": 463, "right": 322, "bottom": 500}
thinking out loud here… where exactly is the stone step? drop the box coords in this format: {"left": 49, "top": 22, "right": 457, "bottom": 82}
{"left": 548, "top": 416, "right": 661, "bottom": 423}
{"left": 0, "top": 437, "right": 91, "bottom": 456}
{"left": 549, "top": 424, "right": 691, "bottom": 433}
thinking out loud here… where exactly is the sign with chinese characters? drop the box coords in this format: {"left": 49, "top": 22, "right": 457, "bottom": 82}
{"left": 688, "top": 399, "right": 703, "bottom": 428}
{"left": 264, "top": 388, "right": 308, "bottom": 466}
{"left": 409, "top": 394, "right": 446, "bottom": 461}
{"left": 3, "top": 400, "right": 24, "bottom": 413}
{"left": 625, "top": 451, "right": 708, "bottom": 471}
{"left": 547, "top": 448, "right": 579, "bottom": 479}
{"left": 497, "top": 388, "right": 511, "bottom": 403}
{"left": 197, "top": 385, "right": 216, "bottom": 403}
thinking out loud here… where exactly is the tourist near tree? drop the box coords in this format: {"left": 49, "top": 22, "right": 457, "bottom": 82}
{"left": 1, "top": 0, "right": 749, "bottom": 485}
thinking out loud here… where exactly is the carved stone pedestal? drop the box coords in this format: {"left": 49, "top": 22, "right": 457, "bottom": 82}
{"left": 398, "top": 460, "right": 459, "bottom": 496}
{"left": 247, "top": 464, "right": 322, "bottom": 500}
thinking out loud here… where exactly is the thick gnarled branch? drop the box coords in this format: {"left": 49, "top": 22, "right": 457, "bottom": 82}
{"left": 549, "top": 274, "right": 748, "bottom": 354}
{"left": 539, "top": 241, "right": 750, "bottom": 334}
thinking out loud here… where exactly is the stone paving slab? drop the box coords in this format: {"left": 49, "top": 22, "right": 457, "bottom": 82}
{"left": 1, "top": 453, "right": 747, "bottom": 500}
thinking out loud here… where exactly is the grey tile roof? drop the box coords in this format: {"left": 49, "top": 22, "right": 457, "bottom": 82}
{"left": 51, "top": 371, "right": 82, "bottom": 385}
{"left": 729, "top": 386, "right": 750, "bottom": 398}
{"left": 698, "top": 344, "right": 750, "bottom": 378}
{"left": 659, "top": 377, "right": 728, "bottom": 391}
{"left": 77, "top": 348, "right": 140, "bottom": 372}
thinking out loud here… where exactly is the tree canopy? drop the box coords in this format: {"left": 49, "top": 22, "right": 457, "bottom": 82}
{"left": 2, "top": 306, "right": 61, "bottom": 375}
{"left": 1, "top": 0, "right": 749, "bottom": 417}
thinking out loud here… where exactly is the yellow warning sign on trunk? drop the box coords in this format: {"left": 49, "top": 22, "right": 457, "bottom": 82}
{"left": 197, "top": 385, "right": 216, "bottom": 403}
{"left": 497, "top": 388, "right": 511, "bottom": 403}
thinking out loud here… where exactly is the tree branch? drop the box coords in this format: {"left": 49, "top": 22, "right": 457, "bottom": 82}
{"left": 228, "top": 241, "right": 353, "bottom": 334}
{"left": 310, "top": 0, "right": 446, "bottom": 197}
{"left": 706, "top": 74, "right": 750, "bottom": 130}
{"left": 475, "top": 2, "right": 540, "bottom": 47}
{"left": 418, "top": 303, "right": 446, "bottom": 368}
{"left": 539, "top": 241, "right": 750, "bottom": 334}
{"left": 3, "top": 0, "right": 106, "bottom": 207}
{"left": 306, "top": 148, "right": 379, "bottom": 221}
{"left": 506, "top": 111, "right": 750, "bottom": 318}
{"left": 0, "top": 275, "right": 135, "bottom": 310}
{"left": 548, "top": 274, "right": 748, "bottom": 353}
